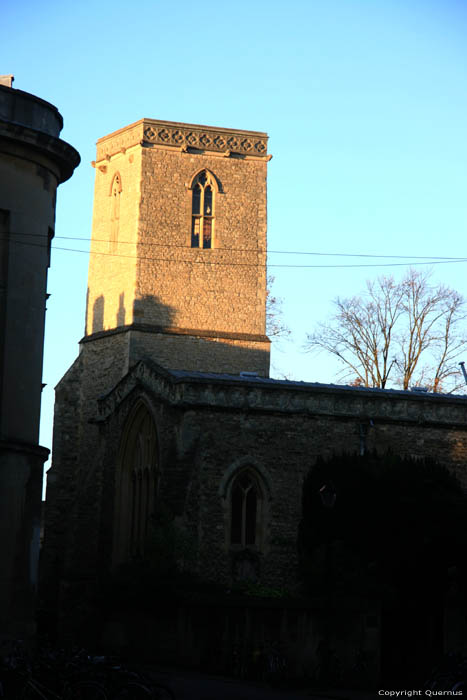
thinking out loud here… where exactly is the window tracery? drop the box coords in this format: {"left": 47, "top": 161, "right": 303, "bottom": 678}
{"left": 229, "top": 469, "right": 264, "bottom": 548}
{"left": 191, "top": 170, "right": 215, "bottom": 249}
{"left": 113, "top": 402, "right": 157, "bottom": 565}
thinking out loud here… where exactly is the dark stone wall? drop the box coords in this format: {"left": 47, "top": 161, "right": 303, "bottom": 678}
{"left": 41, "top": 360, "right": 467, "bottom": 635}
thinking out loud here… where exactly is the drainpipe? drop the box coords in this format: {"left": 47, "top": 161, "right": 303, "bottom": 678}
{"left": 459, "top": 362, "right": 467, "bottom": 386}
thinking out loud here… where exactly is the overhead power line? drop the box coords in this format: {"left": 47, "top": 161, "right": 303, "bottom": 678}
{"left": 7, "top": 237, "right": 467, "bottom": 269}
{"left": 55, "top": 236, "right": 467, "bottom": 260}
{"left": 5, "top": 232, "right": 466, "bottom": 267}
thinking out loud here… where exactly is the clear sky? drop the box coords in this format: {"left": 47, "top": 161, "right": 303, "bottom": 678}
{"left": 3, "top": 0, "right": 467, "bottom": 490}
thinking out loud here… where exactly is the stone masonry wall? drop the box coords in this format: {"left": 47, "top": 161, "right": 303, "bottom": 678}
{"left": 92, "top": 365, "right": 467, "bottom": 592}
{"left": 187, "top": 405, "right": 467, "bottom": 589}
{"left": 40, "top": 357, "right": 83, "bottom": 621}
{"left": 42, "top": 333, "right": 131, "bottom": 595}
{"left": 85, "top": 118, "right": 270, "bottom": 377}
{"left": 85, "top": 145, "right": 141, "bottom": 335}
{"left": 42, "top": 355, "right": 467, "bottom": 645}
{"left": 137, "top": 146, "right": 268, "bottom": 336}
{"left": 127, "top": 329, "right": 270, "bottom": 376}
{"left": 44, "top": 118, "right": 272, "bottom": 624}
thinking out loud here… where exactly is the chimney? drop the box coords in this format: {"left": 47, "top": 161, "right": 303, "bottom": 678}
{"left": 0, "top": 75, "right": 14, "bottom": 88}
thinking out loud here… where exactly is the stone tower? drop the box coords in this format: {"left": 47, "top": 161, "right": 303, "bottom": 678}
{"left": 84, "top": 118, "right": 271, "bottom": 377}
{"left": 41, "top": 120, "right": 271, "bottom": 626}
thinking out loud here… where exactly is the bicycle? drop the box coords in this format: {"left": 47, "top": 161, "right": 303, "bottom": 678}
{"left": 0, "top": 641, "right": 175, "bottom": 700}
{"left": 261, "top": 640, "right": 288, "bottom": 686}
{"left": 112, "top": 681, "right": 174, "bottom": 699}
{"left": 22, "top": 678, "right": 108, "bottom": 699}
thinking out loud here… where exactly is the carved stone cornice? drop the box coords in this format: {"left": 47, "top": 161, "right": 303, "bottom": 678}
{"left": 142, "top": 119, "right": 268, "bottom": 156}
{"left": 95, "top": 119, "right": 269, "bottom": 162}
{"left": 0, "top": 119, "right": 80, "bottom": 183}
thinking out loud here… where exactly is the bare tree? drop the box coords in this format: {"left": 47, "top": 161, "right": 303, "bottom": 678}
{"left": 305, "top": 269, "right": 467, "bottom": 393}
{"left": 266, "top": 275, "right": 291, "bottom": 340}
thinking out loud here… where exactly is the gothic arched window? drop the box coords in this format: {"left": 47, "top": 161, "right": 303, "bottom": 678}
{"left": 113, "top": 402, "right": 157, "bottom": 565}
{"left": 110, "top": 173, "right": 122, "bottom": 253}
{"left": 191, "top": 170, "right": 215, "bottom": 249}
{"left": 230, "top": 470, "right": 263, "bottom": 547}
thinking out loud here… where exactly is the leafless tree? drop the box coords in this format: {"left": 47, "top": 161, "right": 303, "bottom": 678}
{"left": 266, "top": 275, "right": 291, "bottom": 340}
{"left": 305, "top": 269, "right": 467, "bottom": 393}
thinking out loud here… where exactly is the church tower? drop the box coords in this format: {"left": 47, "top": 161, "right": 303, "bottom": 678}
{"left": 41, "top": 120, "right": 271, "bottom": 629}
{"left": 84, "top": 118, "right": 271, "bottom": 376}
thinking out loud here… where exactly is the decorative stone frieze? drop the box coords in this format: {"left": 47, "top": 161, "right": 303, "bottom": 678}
{"left": 95, "top": 119, "right": 268, "bottom": 162}
{"left": 142, "top": 121, "right": 268, "bottom": 156}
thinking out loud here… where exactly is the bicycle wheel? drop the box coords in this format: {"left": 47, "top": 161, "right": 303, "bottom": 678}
{"left": 65, "top": 680, "right": 109, "bottom": 700}
{"left": 152, "top": 684, "right": 175, "bottom": 700}
{"left": 20, "top": 681, "right": 41, "bottom": 699}
{"left": 112, "top": 682, "right": 152, "bottom": 699}
{"left": 21, "top": 678, "right": 60, "bottom": 699}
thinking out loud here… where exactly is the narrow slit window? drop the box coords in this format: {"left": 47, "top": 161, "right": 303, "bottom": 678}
{"left": 110, "top": 173, "right": 122, "bottom": 253}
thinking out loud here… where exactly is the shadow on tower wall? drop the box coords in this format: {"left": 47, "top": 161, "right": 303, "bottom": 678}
{"left": 130, "top": 294, "right": 270, "bottom": 376}
{"left": 88, "top": 290, "right": 270, "bottom": 377}
{"left": 92, "top": 295, "right": 105, "bottom": 334}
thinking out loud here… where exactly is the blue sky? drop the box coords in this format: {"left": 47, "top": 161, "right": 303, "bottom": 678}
{"left": 3, "top": 0, "right": 467, "bottom": 487}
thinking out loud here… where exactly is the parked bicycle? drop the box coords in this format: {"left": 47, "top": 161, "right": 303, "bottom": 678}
{"left": 424, "top": 653, "right": 467, "bottom": 693}
{"left": 261, "top": 640, "right": 288, "bottom": 685}
{"left": 0, "top": 642, "right": 175, "bottom": 700}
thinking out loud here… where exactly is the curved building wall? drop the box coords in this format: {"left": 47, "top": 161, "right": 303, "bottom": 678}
{"left": 0, "top": 81, "right": 79, "bottom": 638}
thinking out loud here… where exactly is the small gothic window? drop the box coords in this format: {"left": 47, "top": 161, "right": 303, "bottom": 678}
{"left": 110, "top": 173, "right": 122, "bottom": 253}
{"left": 191, "top": 170, "right": 215, "bottom": 249}
{"left": 230, "top": 470, "right": 262, "bottom": 547}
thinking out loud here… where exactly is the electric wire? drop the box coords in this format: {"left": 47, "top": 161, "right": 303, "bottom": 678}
{"left": 6, "top": 237, "right": 467, "bottom": 269}
{"left": 5, "top": 230, "right": 467, "bottom": 261}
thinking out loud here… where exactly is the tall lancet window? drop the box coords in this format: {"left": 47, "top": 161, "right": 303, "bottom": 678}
{"left": 191, "top": 170, "right": 215, "bottom": 249}
{"left": 113, "top": 402, "right": 158, "bottom": 565}
{"left": 230, "top": 470, "right": 263, "bottom": 547}
{"left": 110, "top": 173, "right": 122, "bottom": 253}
